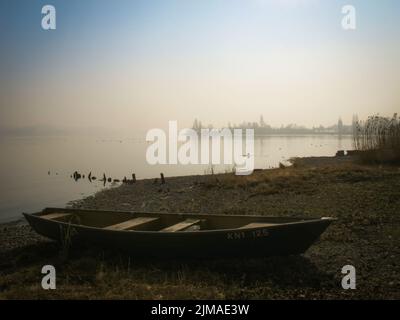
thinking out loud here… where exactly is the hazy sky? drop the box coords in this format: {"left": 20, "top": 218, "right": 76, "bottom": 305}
{"left": 1, "top": 0, "right": 399, "bottom": 133}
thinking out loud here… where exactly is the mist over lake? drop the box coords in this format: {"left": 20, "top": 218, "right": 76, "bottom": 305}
{"left": 0, "top": 134, "right": 353, "bottom": 222}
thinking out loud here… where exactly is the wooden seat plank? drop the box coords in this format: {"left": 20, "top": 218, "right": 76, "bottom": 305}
{"left": 161, "top": 219, "right": 201, "bottom": 232}
{"left": 104, "top": 217, "right": 158, "bottom": 231}
{"left": 239, "top": 222, "right": 277, "bottom": 229}
{"left": 41, "top": 213, "right": 72, "bottom": 220}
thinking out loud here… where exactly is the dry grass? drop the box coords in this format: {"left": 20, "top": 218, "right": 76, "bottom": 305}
{"left": 353, "top": 114, "right": 400, "bottom": 163}
{"left": 202, "top": 162, "right": 379, "bottom": 194}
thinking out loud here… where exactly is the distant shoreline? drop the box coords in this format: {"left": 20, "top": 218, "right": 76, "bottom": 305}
{"left": 0, "top": 154, "right": 356, "bottom": 226}
{"left": 253, "top": 133, "right": 352, "bottom": 137}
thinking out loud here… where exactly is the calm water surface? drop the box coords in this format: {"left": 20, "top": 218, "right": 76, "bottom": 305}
{"left": 0, "top": 135, "right": 353, "bottom": 222}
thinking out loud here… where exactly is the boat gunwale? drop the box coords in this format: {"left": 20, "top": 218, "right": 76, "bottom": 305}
{"left": 22, "top": 208, "right": 336, "bottom": 236}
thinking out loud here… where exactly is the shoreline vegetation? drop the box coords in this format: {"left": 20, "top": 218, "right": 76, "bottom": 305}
{"left": 353, "top": 114, "right": 400, "bottom": 164}
{"left": 0, "top": 155, "right": 399, "bottom": 299}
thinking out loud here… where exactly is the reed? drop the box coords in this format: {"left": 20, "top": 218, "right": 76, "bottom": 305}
{"left": 353, "top": 113, "right": 400, "bottom": 163}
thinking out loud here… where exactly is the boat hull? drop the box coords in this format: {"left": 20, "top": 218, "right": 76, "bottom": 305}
{"left": 23, "top": 209, "right": 334, "bottom": 258}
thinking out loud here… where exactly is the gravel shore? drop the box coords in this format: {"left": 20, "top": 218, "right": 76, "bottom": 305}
{"left": 1, "top": 158, "right": 399, "bottom": 299}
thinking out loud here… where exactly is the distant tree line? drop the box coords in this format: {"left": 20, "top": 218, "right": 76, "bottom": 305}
{"left": 192, "top": 115, "right": 354, "bottom": 136}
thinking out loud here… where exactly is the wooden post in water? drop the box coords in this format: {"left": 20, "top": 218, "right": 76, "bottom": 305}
{"left": 132, "top": 174, "right": 136, "bottom": 183}
{"left": 160, "top": 173, "right": 165, "bottom": 184}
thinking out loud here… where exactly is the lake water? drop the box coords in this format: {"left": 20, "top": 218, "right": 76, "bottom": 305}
{"left": 0, "top": 135, "right": 353, "bottom": 222}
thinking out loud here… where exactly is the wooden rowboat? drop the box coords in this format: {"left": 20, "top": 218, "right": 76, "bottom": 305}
{"left": 23, "top": 208, "right": 335, "bottom": 258}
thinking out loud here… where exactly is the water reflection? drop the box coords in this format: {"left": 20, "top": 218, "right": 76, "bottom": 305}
{"left": 0, "top": 135, "right": 353, "bottom": 222}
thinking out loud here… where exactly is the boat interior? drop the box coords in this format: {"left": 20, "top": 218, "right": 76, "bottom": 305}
{"left": 34, "top": 208, "right": 309, "bottom": 232}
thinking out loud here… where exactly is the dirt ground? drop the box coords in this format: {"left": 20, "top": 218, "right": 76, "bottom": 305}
{"left": 1, "top": 158, "right": 399, "bottom": 299}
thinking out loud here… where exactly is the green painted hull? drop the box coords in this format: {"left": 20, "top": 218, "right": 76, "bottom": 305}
{"left": 23, "top": 208, "right": 334, "bottom": 258}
